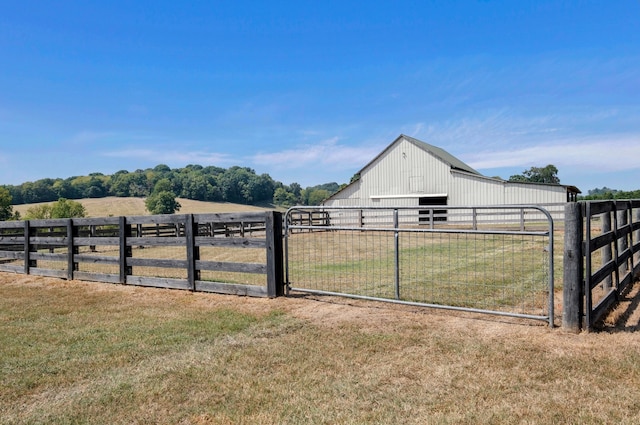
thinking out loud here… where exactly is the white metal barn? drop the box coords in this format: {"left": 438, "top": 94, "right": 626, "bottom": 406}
{"left": 322, "top": 134, "right": 580, "bottom": 223}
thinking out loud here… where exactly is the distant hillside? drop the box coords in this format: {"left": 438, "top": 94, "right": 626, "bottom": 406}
{"left": 13, "top": 197, "right": 273, "bottom": 219}
{"left": 2, "top": 164, "right": 341, "bottom": 208}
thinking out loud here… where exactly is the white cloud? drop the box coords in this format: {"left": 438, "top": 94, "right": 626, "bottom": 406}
{"left": 68, "top": 131, "right": 116, "bottom": 145}
{"left": 464, "top": 135, "right": 640, "bottom": 172}
{"left": 251, "top": 137, "right": 385, "bottom": 171}
{"left": 103, "top": 148, "right": 233, "bottom": 165}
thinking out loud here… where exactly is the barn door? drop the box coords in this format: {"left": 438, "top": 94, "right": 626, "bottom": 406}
{"left": 419, "top": 196, "right": 447, "bottom": 223}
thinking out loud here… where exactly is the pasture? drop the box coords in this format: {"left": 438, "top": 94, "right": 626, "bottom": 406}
{"left": 12, "top": 197, "right": 272, "bottom": 218}
{"left": 2, "top": 273, "right": 640, "bottom": 424}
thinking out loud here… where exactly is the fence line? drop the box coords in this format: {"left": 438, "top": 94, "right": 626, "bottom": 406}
{"left": 563, "top": 200, "right": 640, "bottom": 331}
{"left": 0, "top": 211, "right": 283, "bottom": 298}
{"left": 6, "top": 200, "right": 639, "bottom": 331}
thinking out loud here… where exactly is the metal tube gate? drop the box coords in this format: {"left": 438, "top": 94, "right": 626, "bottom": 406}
{"left": 285, "top": 205, "right": 555, "bottom": 327}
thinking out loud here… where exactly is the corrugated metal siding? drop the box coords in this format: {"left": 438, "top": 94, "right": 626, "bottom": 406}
{"left": 355, "top": 137, "right": 452, "bottom": 200}
{"left": 450, "top": 172, "right": 567, "bottom": 205}
{"left": 450, "top": 172, "right": 505, "bottom": 205}
{"left": 324, "top": 135, "right": 569, "bottom": 212}
{"left": 504, "top": 183, "right": 566, "bottom": 204}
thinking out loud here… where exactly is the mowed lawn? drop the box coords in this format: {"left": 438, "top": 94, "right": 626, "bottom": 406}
{"left": 1, "top": 274, "right": 640, "bottom": 425}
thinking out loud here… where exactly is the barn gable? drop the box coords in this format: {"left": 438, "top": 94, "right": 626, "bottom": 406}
{"left": 324, "top": 134, "right": 580, "bottom": 207}
{"left": 356, "top": 134, "right": 479, "bottom": 178}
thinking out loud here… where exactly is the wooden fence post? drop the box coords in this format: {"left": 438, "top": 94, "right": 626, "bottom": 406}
{"left": 563, "top": 202, "right": 584, "bottom": 332}
{"left": 265, "top": 211, "right": 284, "bottom": 298}
{"left": 617, "top": 203, "right": 629, "bottom": 278}
{"left": 186, "top": 214, "right": 198, "bottom": 291}
{"left": 67, "top": 219, "right": 74, "bottom": 281}
{"left": 90, "top": 224, "right": 97, "bottom": 252}
{"left": 601, "top": 212, "right": 612, "bottom": 290}
{"left": 119, "top": 216, "right": 129, "bottom": 284}
{"left": 23, "top": 220, "right": 31, "bottom": 274}
{"left": 635, "top": 206, "right": 640, "bottom": 268}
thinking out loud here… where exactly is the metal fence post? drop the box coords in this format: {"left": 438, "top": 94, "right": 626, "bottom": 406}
{"left": 563, "top": 202, "right": 583, "bottom": 332}
{"left": 394, "top": 209, "right": 400, "bottom": 300}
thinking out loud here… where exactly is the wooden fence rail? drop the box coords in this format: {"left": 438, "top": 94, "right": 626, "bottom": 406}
{"left": 563, "top": 200, "right": 640, "bottom": 331}
{"left": 0, "top": 211, "right": 284, "bottom": 298}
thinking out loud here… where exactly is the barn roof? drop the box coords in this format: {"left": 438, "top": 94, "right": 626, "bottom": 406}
{"left": 400, "top": 135, "right": 481, "bottom": 175}
{"left": 356, "top": 134, "right": 480, "bottom": 176}
{"left": 324, "top": 134, "right": 580, "bottom": 203}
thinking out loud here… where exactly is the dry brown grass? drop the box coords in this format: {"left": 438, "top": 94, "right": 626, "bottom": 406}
{"left": 1, "top": 273, "right": 640, "bottom": 424}
{"left": 13, "top": 197, "right": 271, "bottom": 218}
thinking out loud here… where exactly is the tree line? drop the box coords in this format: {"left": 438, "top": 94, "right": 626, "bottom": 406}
{"left": 507, "top": 165, "right": 640, "bottom": 201}
{"left": 3, "top": 162, "right": 638, "bottom": 220}
{"left": 0, "top": 164, "right": 343, "bottom": 219}
{"left": 580, "top": 187, "right": 640, "bottom": 201}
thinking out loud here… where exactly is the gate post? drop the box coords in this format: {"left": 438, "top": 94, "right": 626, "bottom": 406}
{"left": 266, "top": 211, "right": 284, "bottom": 298}
{"left": 563, "top": 202, "right": 584, "bottom": 332}
{"left": 185, "top": 214, "right": 198, "bottom": 292}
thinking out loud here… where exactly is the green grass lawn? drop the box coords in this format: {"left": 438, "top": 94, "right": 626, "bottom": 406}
{"left": 2, "top": 275, "right": 640, "bottom": 424}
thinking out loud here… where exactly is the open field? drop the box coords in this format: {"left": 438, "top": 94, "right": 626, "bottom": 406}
{"left": 1, "top": 273, "right": 640, "bottom": 424}
{"left": 12, "top": 197, "right": 273, "bottom": 218}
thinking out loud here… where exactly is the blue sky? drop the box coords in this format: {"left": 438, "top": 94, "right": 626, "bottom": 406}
{"left": 1, "top": 1, "right": 639, "bottom": 193}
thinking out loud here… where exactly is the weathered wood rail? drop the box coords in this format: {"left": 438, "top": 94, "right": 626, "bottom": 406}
{"left": 0, "top": 211, "right": 284, "bottom": 298}
{"left": 563, "top": 200, "right": 640, "bottom": 331}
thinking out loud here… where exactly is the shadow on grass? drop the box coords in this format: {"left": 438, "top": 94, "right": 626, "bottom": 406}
{"left": 597, "top": 278, "right": 640, "bottom": 333}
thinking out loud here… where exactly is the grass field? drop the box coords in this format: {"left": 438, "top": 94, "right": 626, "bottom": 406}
{"left": 1, "top": 274, "right": 640, "bottom": 424}
{"left": 13, "top": 197, "right": 273, "bottom": 218}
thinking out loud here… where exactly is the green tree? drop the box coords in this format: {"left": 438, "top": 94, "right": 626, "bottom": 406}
{"left": 152, "top": 178, "right": 174, "bottom": 194}
{"left": 23, "top": 198, "right": 86, "bottom": 219}
{"left": 21, "top": 179, "right": 58, "bottom": 204}
{"left": 273, "top": 187, "right": 298, "bottom": 207}
{"left": 0, "top": 187, "right": 14, "bottom": 221}
{"left": 108, "top": 170, "right": 133, "bottom": 197}
{"left": 145, "top": 191, "right": 181, "bottom": 215}
{"left": 245, "top": 173, "right": 275, "bottom": 204}
{"left": 307, "top": 189, "right": 330, "bottom": 205}
{"left": 50, "top": 198, "right": 86, "bottom": 218}
{"left": 84, "top": 176, "right": 107, "bottom": 198}
{"left": 23, "top": 204, "right": 52, "bottom": 220}
{"left": 509, "top": 164, "right": 560, "bottom": 184}
{"left": 109, "top": 171, "right": 150, "bottom": 197}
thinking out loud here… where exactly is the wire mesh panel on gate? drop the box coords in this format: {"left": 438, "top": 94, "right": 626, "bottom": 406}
{"left": 285, "top": 205, "right": 554, "bottom": 324}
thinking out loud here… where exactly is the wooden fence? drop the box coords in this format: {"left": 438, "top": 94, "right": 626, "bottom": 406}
{"left": 563, "top": 201, "right": 640, "bottom": 331}
{"left": 0, "top": 211, "right": 284, "bottom": 298}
